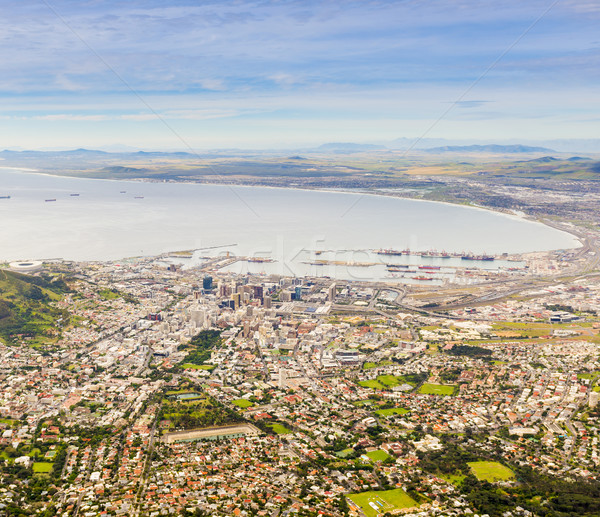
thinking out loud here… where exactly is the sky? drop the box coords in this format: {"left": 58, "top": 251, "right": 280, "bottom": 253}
{"left": 0, "top": 0, "right": 599, "bottom": 150}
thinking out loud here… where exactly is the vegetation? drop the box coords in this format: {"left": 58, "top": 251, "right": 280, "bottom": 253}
{"left": 418, "top": 383, "right": 456, "bottom": 395}
{"left": 178, "top": 329, "right": 222, "bottom": 367}
{"left": 232, "top": 398, "right": 253, "bottom": 408}
{"left": 267, "top": 423, "right": 292, "bottom": 435}
{"left": 159, "top": 383, "right": 243, "bottom": 430}
{"left": 468, "top": 461, "right": 514, "bottom": 482}
{"left": 447, "top": 345, "right": 493, "bottom": 358}
{"left": 32, "top": 462, "right": 54, "bottom": 474}
{"left": 348, "top": 488, "right": 418, "bottom": 516}
{"left": 366, "top": 449, "right": 392, "bottom": 462}
{"left": 0, "top": 269, "right": 71, "bottom": 344}
{"left": 374, "top": 407, "right": 409, "bottom": 417}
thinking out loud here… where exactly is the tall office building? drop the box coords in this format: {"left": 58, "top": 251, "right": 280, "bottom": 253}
{"left": 328, "top": 283, "right": 336, "bottom": 302}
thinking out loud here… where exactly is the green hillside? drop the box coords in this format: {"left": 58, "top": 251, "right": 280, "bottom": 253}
{"left": 0, "top": 269, "right": 70, "bottom": 345}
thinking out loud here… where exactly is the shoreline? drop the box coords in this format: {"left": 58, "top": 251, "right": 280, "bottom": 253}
{"left": 1, "top": 167, "right": 585, "bottom": 262}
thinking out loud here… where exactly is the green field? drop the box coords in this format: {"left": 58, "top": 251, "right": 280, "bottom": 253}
{"left": 358, "top": 374, "right": 408, "bottom": 390}
{"left": 468, "top": 461, "right": 514, "bottom": 482}
{"left": 353, "top": 399, "right": 377, "bottom": 407}
{"left": 348, "top": 488, "right": 418, "bottom": 517}
{"left": 358, "top": 379, "right": 385, "bottom": 389}
{"left": 418, "top": 383, "right": 456, "bottom": 396}
{"left": 232, "top": 398, "right": 253, "bottom": 408}
{"left": 335, "top": 448, "right": 355, "bottom": 458}
{"left": 366, "top": 449, "right": 392, "bottom": 462}
{"left": 578, "top": 371, "right": 600, "bottom": 380}
{"left": 181, "top": 363, "right": 215, "bottom": 370}
{"left": 375, "top": 407, "right": 409, "bottom": 417}
{"left": 441, "top": 473, "right": 466, "bottom": 485}
{"left": 363, "top": 361, "right": 393, "bottom": 370}
{"left": 268, "top": 423, "right": 292, "bottom": 435}
{"left": 377, "top": 375, "right": 401, "bottom": 387}
{"left": 32, "top": 462, "right": 53, "bottom": 473}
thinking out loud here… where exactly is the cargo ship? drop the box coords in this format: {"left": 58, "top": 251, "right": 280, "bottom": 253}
{"left": 0, "top": 195, "right": 10, "bottom": 199}
{"left": 412, "top": 276, "right": 434, "bottom": 281}
{"left": 70, "top": 193, "right": 80, "bottom": 196}
{"left": 45, "top": 199, "right": 56, "bottom": 202}
{"left": 134, "top": 196, "right": 144, "bottom": 199}
{"left": 419, "top": 265, "right": 441, "bottom": 270}
{"left": 375, "top": 249, "right": 402, "bottom": 256}
{"left": 461, "top": 254, "right": 494, "bottom": 261}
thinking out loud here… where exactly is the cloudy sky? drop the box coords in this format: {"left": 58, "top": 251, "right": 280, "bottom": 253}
{"left": 1, "top": 0, "right": 599, "bottom": 149}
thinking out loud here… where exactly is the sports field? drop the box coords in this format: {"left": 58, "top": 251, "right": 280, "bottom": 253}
{"left": 366, "top": 449, "right": 392, "bottom": 462}
{"left": 33, "top": 462, "right": 53, "bottom": 473}
{"left": 268, "top": 423, "right": 292, "bottom": 435}
{"left": 232, "top": 398, "right": 253, "bottom": 408}
{"left": 181, "top": 363, "right": 215, "bottom": 370}
{"left": 418, "top": 383, "right": 456, "bottom": 395}
{"left": 348, "top": 488, "right": 418, "bottom": 517}
{"left": 375, "top": 407, "right": 409, "bottom": 417}
{"left": 468, "top": 461, "right": 514, "bottom": 482}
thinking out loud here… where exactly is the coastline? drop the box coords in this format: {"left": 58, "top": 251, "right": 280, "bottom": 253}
{"left": 4, "top": 167, "right": 585, "bottom": 258}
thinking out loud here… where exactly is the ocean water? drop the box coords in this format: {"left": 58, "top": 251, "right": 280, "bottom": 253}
{"left": 0, "top": 168, "right": 579, "bottom": 281}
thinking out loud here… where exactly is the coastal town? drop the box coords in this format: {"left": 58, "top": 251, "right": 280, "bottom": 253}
{"left": 2, "top": 239, "right": 600, "bottom": 517}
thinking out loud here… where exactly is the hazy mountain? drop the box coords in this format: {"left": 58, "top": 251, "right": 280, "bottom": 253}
{"left": 424, "top": 144, "right": 555, "bottom": 154}
{"left": 316, "top": 142, "right": 386, "bottom": 152}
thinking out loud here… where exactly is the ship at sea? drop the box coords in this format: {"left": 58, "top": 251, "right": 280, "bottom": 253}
{"left": 419, "top": 265, "right": 441, "bottom": 270}
{"left": 45, "top": 199, "right": 56, "bottom": 202}
{"left": 375, "top": 248, "right": 402, "bottom": 256}
{"left": 0, "top": 195, "right": 10, "bottom": 199}
{"left": 461, "top": 254, "right": 494, "bottom": 261}
{"left": 413, "top": 276, "right": 434, "bottom": 281}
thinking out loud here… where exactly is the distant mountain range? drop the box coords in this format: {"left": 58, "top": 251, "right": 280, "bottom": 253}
{"left": 316, "top": 142, "right": 386, "bottom": 152}
{"left": 423, "top": 144, "right": 555, "bottom": 154}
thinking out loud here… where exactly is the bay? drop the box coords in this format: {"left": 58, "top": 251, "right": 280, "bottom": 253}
{"left": 0, "top": 169, "right": 579, "bottom": 281}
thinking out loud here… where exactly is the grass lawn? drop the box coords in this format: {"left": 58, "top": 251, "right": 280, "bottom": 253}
{"left": 181, "top": 363, "right": 215, "bottom": 370}
{"left": 268, "top": 423, "right": 292, "bottom": 435}
{"left": 358, "top": 379, "right": 385, "bottom": 390}
{"left": 366, "top": 449, "right": 392, "bottom": 462}
{"left": 232, "top": 398, "right": 253, "bottom": 408}
{"left": 578, "top": 371, "right": 600, "bottom": 380}
{"left": 335, "top": 448, "right": 355, "bottom": 458}
{"left": 359, "top": 375, "right": 405, "bottom": 390}
{"left": 418, "top": 383, "right": 456, "bottom": 396}
{"left": 440, "top": 473, "right": 466, "bottom": 485}
{"left": 348, "top": 488, "right": 418, "bottom": 517}
{"left": 353, "top": 399, "right": 377, "bottom": 407}
{"left": 363, "top": 361, "right": 393, "bottom": 370}
{"left": 375, "top": 407, "right": 409, "bottom": 417}
{"left": 377, "top": 375, "right": 400, "bottom": 387}
{"left": 32, "top": 462, "right": 53, "bottom": 474}
{"left": 468, "top": 461, "right": 514, "bottom": 482}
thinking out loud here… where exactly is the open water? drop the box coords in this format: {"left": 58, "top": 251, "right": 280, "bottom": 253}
{"left": 0, "top": 168, "right": 579, "bottom": 281}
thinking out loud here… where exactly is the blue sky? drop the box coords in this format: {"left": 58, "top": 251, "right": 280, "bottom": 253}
{"left": 1, "top": 0, "right": 599, "bottom": 149}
